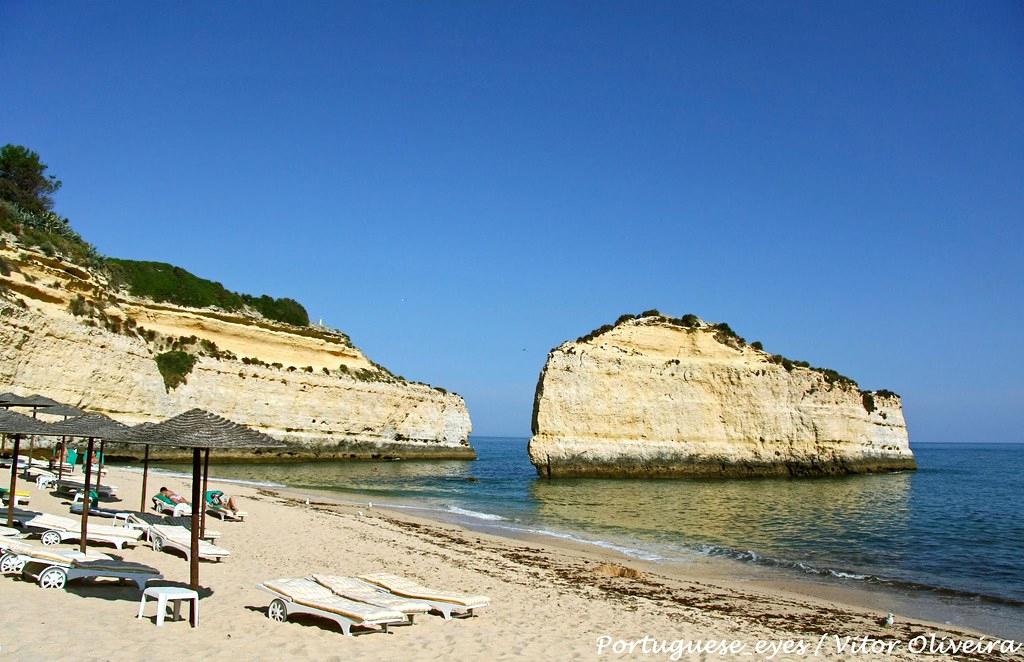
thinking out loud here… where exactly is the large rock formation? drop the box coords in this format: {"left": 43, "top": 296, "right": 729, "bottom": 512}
{"left": 0, "top": 239, "right": 473, "bottom": 460}
{"left": 528, "top": 314, "right": 913, "bottom": 478}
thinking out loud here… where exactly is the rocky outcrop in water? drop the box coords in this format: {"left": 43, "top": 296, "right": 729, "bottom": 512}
{"left": 0, "top": 238, "right": 473, "bottom": 460}
{"left": 528, "top": 314, "right": 913, "bottom": 478}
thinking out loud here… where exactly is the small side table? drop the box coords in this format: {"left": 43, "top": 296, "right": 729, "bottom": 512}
{"left": 137, "top": 586, "right": 200, "bottom": 627}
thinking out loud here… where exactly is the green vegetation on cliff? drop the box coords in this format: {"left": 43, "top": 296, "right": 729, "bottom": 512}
{"left": 579, "top": 310, "right": 861, "bottom": 389}
{"left": 0, "top": 144, "right": 309, "bottom": 327}
{"left": 154, "top": 350, "right": 197, "bottom": 391}
{"left": 105, "top": 259, "right": 309, "bottom": 326}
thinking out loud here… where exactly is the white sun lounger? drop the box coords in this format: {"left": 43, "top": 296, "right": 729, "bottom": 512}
{"left": 207, "top": 503, "right": 247, "bottom": 521}
{"left": 148, "top": 524, "right": 230, "bottom": 562}
{"left": 258, "top": 577, "right": 407, "bottom": 636}
{"left": 115, "top": 512, "right": 222, "bottom": 541}
{"left": 25, "top": 513, "right": 143, "bottom": 550}
{"left": 312, "top": 575, "right": 430, "bottom": 623}
{"left": 152, "top": 496, "right": 192, "bottom": 517}
{"left": 358, "top": 572, "right": 490, "bottom": 620}
{"left": 0, "top": 538, "right": 161, "bottom": 589}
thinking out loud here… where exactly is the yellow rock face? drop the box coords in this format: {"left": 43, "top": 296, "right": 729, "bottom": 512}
{"left": 0, "top": 241, "right": 473, "bottom": 460}
{"left": 528, "top": 317, "right": 913, "bottom": 478}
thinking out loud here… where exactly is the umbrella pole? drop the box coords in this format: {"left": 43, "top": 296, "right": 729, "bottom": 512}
{"left": 200, "top": 448, "right": 210, "bottom": 539}
{"left": 6, "top": 435, "right": 20, "bottom": 527}
{"left": 189, "top": 447, "right": 201, "bottom": 625}
{"left": 80, "top": 438, "right": 95, "bottom": 554}
{"left": 98, "top": 439, "right": 105, "bottom": 489}
{"left": 140, "top": 444, "right": 150, "bottom": 512}
{"left": 58, "top": 440, "right": 64, "bottom": 481}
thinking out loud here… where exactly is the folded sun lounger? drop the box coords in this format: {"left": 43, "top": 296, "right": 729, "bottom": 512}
{"left": 148, "top": 524, "right": 230, "bottom": 562}
{"left": 312, "top": 575, "right": 430, "bottom": 623}
{"left": 25, "top": 513, "right": 143, "bottom": 550}
{"left": 357, "top": 572, "right": 490, "bottom": 620}
{"left": 258, "top": 577, "right": 407, "bottom": 636}
{"left": 0, "top": 538, "right": 161, "bottom": 589}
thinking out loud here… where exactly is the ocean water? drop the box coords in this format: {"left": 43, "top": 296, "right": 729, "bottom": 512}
{"left": 147, "top": 439, "right": 1024, "bottom": 634}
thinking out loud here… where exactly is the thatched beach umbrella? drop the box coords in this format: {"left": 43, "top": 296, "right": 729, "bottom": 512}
{"left": 0, "top": 394, "right": 83, "bottom": 474}
{"left": 117, "top": 408, "right": 284, "bottom": 623}
{"left": 44, "top": 414, "right": 128, "bottom": 554}
{"left": 0, "top": 409, "right": 49, "bottom": 527}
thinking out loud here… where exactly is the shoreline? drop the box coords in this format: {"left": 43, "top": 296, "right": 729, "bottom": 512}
{"left": 120, "top": 460, "right": 1024, "bottom": 641}
{"left": 2, "top": 465, "right": 1021, "bottom": 661}
{"left": 268, "top": 481, "right": 1024, "bottom": 643}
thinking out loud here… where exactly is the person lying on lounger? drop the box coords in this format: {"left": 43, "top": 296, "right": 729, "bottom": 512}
{"left": 158, "top": 487, "right": 189, "bottom": 505}
{"left": 205, "top": 490, "right": 240, "bottom": 511}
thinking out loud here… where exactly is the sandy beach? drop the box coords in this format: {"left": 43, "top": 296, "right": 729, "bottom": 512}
{"left": 0, "top": 466, "right": 1017, "bottom": 662}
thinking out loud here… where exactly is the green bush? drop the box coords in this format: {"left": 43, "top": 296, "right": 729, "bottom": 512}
{"left": 106, "top": 258, "right": 309, "bottom": 326}
{"left": 155, "top": 351, "right": 197, "bottom": 391}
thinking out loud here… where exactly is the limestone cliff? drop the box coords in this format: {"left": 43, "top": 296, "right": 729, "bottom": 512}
{"left": 528, "top": 314, "right": 913, "bottom": 478}
{"left": 0, "top": 238, "right": 473, "bottom": 460}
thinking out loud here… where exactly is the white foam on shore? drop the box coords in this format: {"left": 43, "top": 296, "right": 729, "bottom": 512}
{"left": 488, "top": 523, "right": 667, "bottom": 562}
{"left": 446, "top": 505, "right": 506, "bottom": 521}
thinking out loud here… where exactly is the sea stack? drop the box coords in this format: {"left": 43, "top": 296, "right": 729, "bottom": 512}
{"left": 528, "top": 313, "right": 914, "bottom": 478}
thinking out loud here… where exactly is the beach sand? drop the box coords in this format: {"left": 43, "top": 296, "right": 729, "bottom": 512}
{"left": 0, "top": 466, "right": 1019, "bottom": 662}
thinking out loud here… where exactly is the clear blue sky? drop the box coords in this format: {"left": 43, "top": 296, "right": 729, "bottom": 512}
{"left": 2, "top": 2, "right": 1021, "bottom": 441}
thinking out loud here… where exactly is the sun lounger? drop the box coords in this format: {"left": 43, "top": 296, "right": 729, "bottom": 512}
{"left": 0, "top": 538, "right": 161, "bottom": 589}
{"left": 312, "top": 575, "right": 430, "bottom": 623}
{"left": 358, "top": 572, "right": 490, "bottom": 620}
{"left": 204, "top": 491, "right": 247, "bottom": 521}
{"left": 148, "top": 524, "right": 230, "bottom": 562}
{"left": 0, "top": 488, "right": 31, "bottom": 505}
{"left": 0, "top": 525, "right": 26, "bottom": 538}
{"left": 3, "top": 507, "right": 40, "bottom": 527}
{"left": 114, "top": 512, "right": 222, "bottom": 541}
{"left": 206, "top": 503, "right": 247, "bottom": 521}
{"left": 54, "top": 478, "right": 117, "bottom": 500}
{"left": 258, "top": 577, "right": 407, "bottom": 636}
{"left": 152, "top": 495, "right": 192, "bottom": 517}
{"left": 25, "top": 513, "right": 143, "bottom": 549}
{"left": 69, "top": 502, "right": 130, "bottom": 519}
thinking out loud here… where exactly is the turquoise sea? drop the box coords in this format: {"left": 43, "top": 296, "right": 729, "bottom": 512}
{"left": 147, "top": 439, "right": 1024, "bottom": 638}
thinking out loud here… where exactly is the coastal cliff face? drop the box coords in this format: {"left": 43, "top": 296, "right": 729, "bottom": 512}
{"left": 0, "top": 239, "right": 473, "bottom": 460}
{"left": 528, "top": 315, "right": 913, "bottom": 478}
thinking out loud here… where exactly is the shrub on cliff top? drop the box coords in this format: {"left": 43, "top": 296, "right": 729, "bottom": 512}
{"left": 106, "top": 258, "right": 310, "bottom": 326}
{"left": 155, "top": 350, "right": 197, "bottom": 391}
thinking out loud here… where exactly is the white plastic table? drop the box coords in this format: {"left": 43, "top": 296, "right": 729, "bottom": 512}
{"left": 137, "top": 586, "right": 200, "bottom": 627}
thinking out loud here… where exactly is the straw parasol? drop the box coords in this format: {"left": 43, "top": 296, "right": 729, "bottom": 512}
{"left": 0, "top": 409, "right": 50, "bottom": 527}
{"left": 0, "top": 393, "right": 84, "bottom": 474}
{"left": 116, "top": 408, "right": 284, "bottom": 625}
{"left": 45, "top": 413, "right": 130, "bottom": 554}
